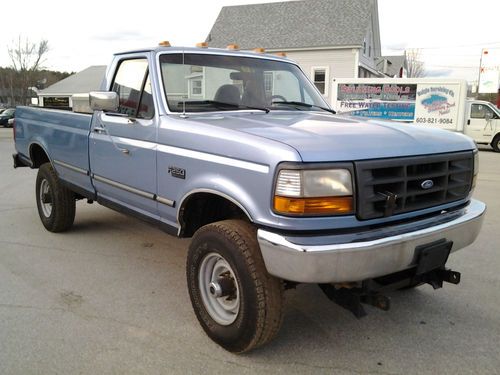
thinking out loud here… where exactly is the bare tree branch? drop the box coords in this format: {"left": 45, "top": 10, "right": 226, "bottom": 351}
{"left": 7, "top": 36, "right": 49, "bottom": 105}
{"left": 405, "top": 48, "right": 426, "bottom": 78}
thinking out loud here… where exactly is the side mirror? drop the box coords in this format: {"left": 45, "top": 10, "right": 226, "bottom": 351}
{"left": 89, "top": 91, "right": 119, "bottom": 112}
{"left": 484, "top": 111, "right": 494, "bottom": 120}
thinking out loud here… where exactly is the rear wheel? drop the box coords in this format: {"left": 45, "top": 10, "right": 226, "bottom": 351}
{"left": 186, "top": 220, "right": 284, "bottom": 353}
{"left": 491, "top": 134, "right": 500, "bottom": 152}
{"left": 35, "top": 163, "right": 75, "bottom": 232}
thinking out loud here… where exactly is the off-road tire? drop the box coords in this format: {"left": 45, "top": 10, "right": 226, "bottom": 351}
{"left": 187, "top": 219, "right": 284, "bottom": 353}
{"left": 35, "top": 162, "right": 75, "bottom": 232}
{"left": 491, "top": 134, "right": 500, "bottom": 153}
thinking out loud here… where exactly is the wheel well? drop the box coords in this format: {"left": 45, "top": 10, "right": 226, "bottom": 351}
{"left": 179, "top": 193, "right": 250, "bottom": 237}
{"left": 30, "top": 144, "right": 50, "bottom": 168}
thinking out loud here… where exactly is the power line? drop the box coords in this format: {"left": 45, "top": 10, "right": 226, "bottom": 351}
{"left": 425, "top": 64, "right": 479, "bottom": 69}
{"left": 383, "top": 42, "right": 500, "bottom": 51}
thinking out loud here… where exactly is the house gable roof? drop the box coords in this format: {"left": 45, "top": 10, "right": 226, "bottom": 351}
{"left": 378, "top": 55, "right": 406, "bottom": 77}
{"left": 39, "top": 65, "right": 107, "bottom": 95}
{"left": 207, "top": 0, "right": 376, "bottom": 50}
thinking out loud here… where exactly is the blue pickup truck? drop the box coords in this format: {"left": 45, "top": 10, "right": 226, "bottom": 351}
{"left": 13, "top": 44, "right": 486, "bottom": 353}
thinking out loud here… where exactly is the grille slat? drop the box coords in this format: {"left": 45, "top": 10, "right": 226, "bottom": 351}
{"left": 355, "top": 152, "right": 473, "bottom": 220}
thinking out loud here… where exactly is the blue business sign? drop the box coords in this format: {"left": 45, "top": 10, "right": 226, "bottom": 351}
{"left": 345, "top": 101, "right": 416, "bottom": 121}
{"left": 337, "top": 83, "right": 417, "bottom": 121}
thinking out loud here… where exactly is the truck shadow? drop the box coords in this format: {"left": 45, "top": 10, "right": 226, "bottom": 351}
{"left": 245, "top": 282, "right": 490, "bottom": 366}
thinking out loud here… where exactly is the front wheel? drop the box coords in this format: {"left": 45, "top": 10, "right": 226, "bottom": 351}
{"left": 491, "top": 134, "right": 500, "bottom": 153}
{"left": 186, "top": 220, "right": 284, "bottom": 353}
{"left": 35, "top": 163, "right": 76, "bottom": 232}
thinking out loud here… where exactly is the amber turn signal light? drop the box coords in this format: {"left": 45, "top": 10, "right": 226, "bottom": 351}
{"left": 274, "top": 196, "right": 353, "bottom": 215}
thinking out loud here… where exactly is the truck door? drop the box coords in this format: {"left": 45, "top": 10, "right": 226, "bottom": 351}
{"left": 466, "top": 103, "right": 497, "bottom": 143}
{"left": 89, "top": 57, "right": 158, "bottom": 217}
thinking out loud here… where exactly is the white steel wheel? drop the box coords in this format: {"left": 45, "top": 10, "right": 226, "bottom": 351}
{"left": 38, "top": 178, "right": 53, "bottom": 218}
{"left": 198, "top": 252, "right": 240, "bottom": 325}
{"left": 35, "top": 163, "right": 76, "bottom": 232}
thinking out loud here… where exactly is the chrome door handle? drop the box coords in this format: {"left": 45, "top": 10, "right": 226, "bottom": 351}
{"left": 94, "top": 126, "right": 106, "bottom": 133}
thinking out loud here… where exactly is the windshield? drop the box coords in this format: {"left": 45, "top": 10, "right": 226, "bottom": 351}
{"left": 160, "top": 53, "right": 329, "bottom": 113}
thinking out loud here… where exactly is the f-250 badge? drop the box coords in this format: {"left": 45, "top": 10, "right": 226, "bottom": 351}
{"left": 168, "top": 166, "right": 186, "bottom": 179}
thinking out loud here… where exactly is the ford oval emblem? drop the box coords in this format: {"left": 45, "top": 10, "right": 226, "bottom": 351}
{"left": 421, "top": 179, "right": 434, "bottom": 190}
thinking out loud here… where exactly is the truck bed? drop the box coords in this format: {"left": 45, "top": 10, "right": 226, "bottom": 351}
{"left": 15, "top": 106, "right": 94, "bottom": 195}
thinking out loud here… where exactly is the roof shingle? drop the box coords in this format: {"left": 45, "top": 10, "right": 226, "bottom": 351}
{"left": 207, "top": 0, "right": 373, "bottom": 50}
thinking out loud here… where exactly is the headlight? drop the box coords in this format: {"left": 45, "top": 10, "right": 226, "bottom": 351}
{"left": 274, "top": 168, "right": 354, "bottom": 215}
{"left": 472, "top": 149, "right": 479, "bottom": 190}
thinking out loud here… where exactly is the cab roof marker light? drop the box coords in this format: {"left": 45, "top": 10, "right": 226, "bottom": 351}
{"left": 275, "top": 52, "right": 287, "bottom": 57}
{"left": 158, "top": 41, "right": 171, "bottom": 47}
{"left": 227, "top": 44, "right": 240, "bottom": 50}
{"left": 253, "top": 48, "right": 265, "bottom": 53}
{"left": 196, "top": 42, "right": 208, "bottom": 48}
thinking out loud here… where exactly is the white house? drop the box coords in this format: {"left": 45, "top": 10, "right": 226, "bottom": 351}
{"left": 207, "top": 0, "right": 384, "bottom": 104}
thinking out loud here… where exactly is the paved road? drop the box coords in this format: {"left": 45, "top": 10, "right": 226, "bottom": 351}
{"left": 0, "top": 127, "right": 499, "bottom": 374}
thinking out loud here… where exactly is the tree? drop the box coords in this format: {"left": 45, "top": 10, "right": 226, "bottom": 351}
{"left": 405, "top": 48, "right": 425, "bottom": 78}
{"left": 7, "top": 36, "right": 49, "bottom": 105}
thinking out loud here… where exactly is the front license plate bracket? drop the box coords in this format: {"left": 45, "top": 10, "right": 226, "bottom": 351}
{"left": 414, "top": 239, "right": 453, "bottom": 275}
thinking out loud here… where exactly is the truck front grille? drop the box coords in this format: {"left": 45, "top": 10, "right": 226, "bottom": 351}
{"left": 355, "top": 151, "right": 473, "bottom": 220}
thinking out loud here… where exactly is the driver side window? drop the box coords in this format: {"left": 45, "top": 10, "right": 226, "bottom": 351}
{"left": 111, "top": 59, "right": 155, "bottom": 119}
{"left": 471, "top": 104, "right": 494, "bottom": 119}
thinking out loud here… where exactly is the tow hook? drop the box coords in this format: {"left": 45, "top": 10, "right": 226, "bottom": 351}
{"left": 319, "top": 267, "right": 461, "bottom": 318}
{"left": 418, "top": 268, "right": 461, "bottom": 289}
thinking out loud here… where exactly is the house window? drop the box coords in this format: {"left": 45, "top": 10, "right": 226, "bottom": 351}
{"left": 191, "top": 79, "right": 203, "bottom": 96}
{"left": 363, "top": 38, "right": 367, "bottom": 55}
{"left": 369, "top": 45, "right": 372, "bottom": 57}
{"left": 264, "top": 71, "right": 274, "bottom": 97}
{"left": 312, "top": 67, "right": 328, "bottom": 95}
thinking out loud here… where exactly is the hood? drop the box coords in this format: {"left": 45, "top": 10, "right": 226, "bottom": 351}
{"left": 185, "top": 112, "right": 475, "bottom": 162}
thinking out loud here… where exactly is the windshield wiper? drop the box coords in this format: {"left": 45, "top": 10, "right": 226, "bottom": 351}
{"left": 181, "top": 100, "right": 270, "bottom": 113}
{"left": 272, "top": 101, "right": 336, "bottom": 114}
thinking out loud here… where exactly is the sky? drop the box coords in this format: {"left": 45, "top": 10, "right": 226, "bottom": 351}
{"left": 1, "top": 0, "right": 499, "bottom": 82}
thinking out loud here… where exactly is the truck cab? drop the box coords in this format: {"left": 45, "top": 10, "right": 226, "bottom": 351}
{"left": 465, "top": 99, "right": 500, "bottom": 151}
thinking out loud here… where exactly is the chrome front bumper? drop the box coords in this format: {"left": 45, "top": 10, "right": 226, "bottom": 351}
{"left": 257, "top": 199, "right": 486, "bottom": 283}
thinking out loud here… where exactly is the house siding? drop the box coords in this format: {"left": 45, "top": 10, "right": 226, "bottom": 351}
{"left": 358, "top": 11, "right": 381, "bottom": 77}
{"left": 283, "top": 48, "right": 358, "bottom": 103}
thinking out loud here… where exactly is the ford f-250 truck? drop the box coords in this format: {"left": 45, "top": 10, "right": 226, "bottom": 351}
{"left": 13, "top": 44, "right": 486, "bottom": 353}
